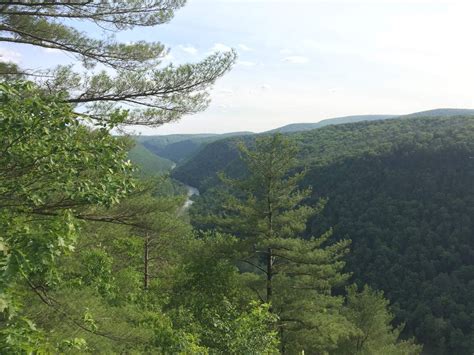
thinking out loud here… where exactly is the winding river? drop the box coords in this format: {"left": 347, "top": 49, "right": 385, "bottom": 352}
{"left": 183, "top": 185, "right": 200, "bottom": 209}
{"left": 171, "top": 163, "right": 200, "bottom": 211}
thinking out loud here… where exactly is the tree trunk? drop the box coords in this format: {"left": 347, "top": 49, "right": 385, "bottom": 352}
{"left": 267, "top": 246, "right": 273, "bottom": 307}
{"left": 266, "top": 181, "right": 274, "bottom": 308}
{"left": 143, "top": 234, "right": 150, "bottom": 290}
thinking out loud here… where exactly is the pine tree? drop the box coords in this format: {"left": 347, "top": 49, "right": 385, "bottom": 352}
{"left": 335, "top": 285, "right": 422, "bottom": 355}
{"left": 215, "top": 134, "right": 354, "bottom": 353}
{"left": 0, "top": 1, "right": 236, "bottom": 126}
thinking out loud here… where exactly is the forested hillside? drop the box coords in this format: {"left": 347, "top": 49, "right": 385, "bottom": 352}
{"left": 269, "top": 109, "right": 474, "bottom": 134}
{"left": 177, "top": 116, "right": 474, "bottom": 354}
{"left": 401, "top": 108, "right": 474, "bottom": 118}
{"left": 137, "top": 132, "right": 252, "bottom": 163}
{"left": 128, "top": 143, "right": 174, "bottom": 177}
{"left": 146, "top": 108, "right": 474, "bottom": 170}
{"left": 266, "top": 114, "right": 396, "bottom": 133}
{"left": 2, "top": 0, "right": 473, "bottom": 353}
{"left": 1, "top": 83, "right": 422, "bottom": 354}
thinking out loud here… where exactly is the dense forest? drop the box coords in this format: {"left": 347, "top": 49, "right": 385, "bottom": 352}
{"left": 175, "top": 116, "right": 474, "bottom": 354}
{"left": 135, "top": 109, "right": 474, "bottom": 166}
{"left": 1, "top": 0, "right": 472, "bottom": 354}
{"left": 1, "top": 81, "right": 426, "bottom": 353}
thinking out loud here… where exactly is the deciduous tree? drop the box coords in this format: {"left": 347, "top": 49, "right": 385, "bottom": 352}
{"left": 0, "top": 81, "right": 135, "bottom": 352}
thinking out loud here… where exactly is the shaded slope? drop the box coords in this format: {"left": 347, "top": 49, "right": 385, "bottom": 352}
{"left": 177, "top": 116, "right": 474, "bottom": 354}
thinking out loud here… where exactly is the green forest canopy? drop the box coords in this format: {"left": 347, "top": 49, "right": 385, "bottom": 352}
{"left": 0, "top": 82, "right": 424, "bottom": 353}
{"left": 176, "top": 115, "right": 474, "bottom": 354}
{"left": 1, "top": 0, "right": 472, "bottom": 353}
{"left": 134, "top": 108, "right": 474, "bottom": 168}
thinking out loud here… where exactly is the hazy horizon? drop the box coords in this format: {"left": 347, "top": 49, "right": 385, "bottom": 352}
{"left": 128, "top": 107, "right": 473, "bottom": 136}
{"left": 3, "top": 0, "right": 474, "bottom": 134}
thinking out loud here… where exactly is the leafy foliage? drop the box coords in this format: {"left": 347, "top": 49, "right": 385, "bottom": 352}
{"left": 0, "top": 81, "right": 135, "bottom": 351}
{"left": 335, "top": 285, "right": 422, "bottom": 355}
{"left": 0, "top": 82, "right": 426, "bottom": 352}
{"left": 167, "top": 233, "right": 280, "bottom": 354}
{"left": 1, "top": 2, "right": 464, "bottom": 349}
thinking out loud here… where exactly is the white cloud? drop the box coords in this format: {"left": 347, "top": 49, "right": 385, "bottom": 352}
{"left": 215, "top": 0, "right": 458, "bottom": 3}
{"left": 178, "top": 44, "right": 198, "bottom": 55}
{"left": 279, "top": 48, "right": 293, "bottom": 55}
{"left": 238, "top": 44, "right": 252, "bottom": 51}
{"left": 114, "top": 0, "right": 474, "bottom": 135}
{"left": 0, "top": 47, "right": 21, "bottom": 63}
{"left": 42, "top": 48, "right": 62, "bottom": 54}
{"left": 217, "top": 89, "right": 234, "bottom": 96}
{"left": 261, "top": 84, "right": 271, "bottom": 90}
{"left": 282, "top": 55, "right": 309, "bottom": 64}
{"left": 237, "top": 60, "right": 256, "bottom": 67}
{"left": 163, "top": 52, "right": 174, "bottom": 61}
{"left": 210, "top": 43, "right": 233, "bottom": 52}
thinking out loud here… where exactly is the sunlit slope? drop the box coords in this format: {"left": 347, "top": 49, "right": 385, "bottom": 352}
{"left": 133, "top": 108, "right": 474, "bottom": 170}
{"left": 136, "top": 132, "right": 253, "bottom": 163}
{"left": 128, "top": 143, "right": 174, "bottom": 177}
{"left": 265, "top": 114, "right": 396, "bottom": 133}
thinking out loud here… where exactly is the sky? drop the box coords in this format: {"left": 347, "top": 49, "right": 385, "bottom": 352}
{"left": 2, "top": 0, "right": 474, "bottom": 134}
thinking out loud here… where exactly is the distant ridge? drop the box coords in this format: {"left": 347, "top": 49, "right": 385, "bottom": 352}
{"left": 400, "top": 108, "right": 474, "bottom": 118}
{"left": 265, "top": 115, "right": 396, "bottom": 134}
{"left": 130, "top": 107, "right": 474, "bottom": 169}
{"left": 172, "top": 114, "right": 474, "bottom": 193}
{"left": 266, "top": 108, "right": 474, "bottom": 134}
{"left": 135, "top": 131, "right": 253, "bottom": 139}
{"left": 134, "top": 108, "right": 474, "bottom": 139}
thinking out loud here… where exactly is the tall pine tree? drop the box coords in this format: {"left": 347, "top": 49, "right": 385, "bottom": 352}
{"left": 213, "top": 134, "right": 354, "bottom": 353}
{"left": 0, "top": 1, "right": 236, "bottom": 126}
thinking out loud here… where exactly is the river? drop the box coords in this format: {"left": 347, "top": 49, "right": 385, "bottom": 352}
{"left": 171, "top": 163, "right": 200, "bottom": 211}
{"left": 183, "top": 185, "right": 200, "bottom": 209}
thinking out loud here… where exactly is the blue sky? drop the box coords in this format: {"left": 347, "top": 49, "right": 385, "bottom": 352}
{"left": 2, "top": 0, "right": 474, "bottom": 134}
